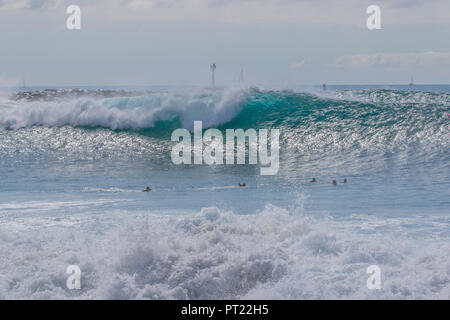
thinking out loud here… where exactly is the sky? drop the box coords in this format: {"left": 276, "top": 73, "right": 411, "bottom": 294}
{"left": 1, "top": 0, "right": 450, "bottom": 86}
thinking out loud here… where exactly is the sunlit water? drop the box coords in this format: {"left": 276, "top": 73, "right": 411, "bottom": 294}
{"left": 0, "top": 85, "right": 449, "bottom": 299}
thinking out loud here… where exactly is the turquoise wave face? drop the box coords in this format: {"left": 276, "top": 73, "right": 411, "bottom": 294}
{"left": 223, "top": 88, "right": 449, "bottom": 129}
{"left": 219, "top": 89, "right": 448, "bottom": 165}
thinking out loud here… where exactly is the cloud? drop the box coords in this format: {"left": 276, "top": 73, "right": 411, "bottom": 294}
{"left": 290, "top": 60, "right": 306, "bottom": 69}
{"left": 0, "top": 0, "right": 59, "bottom": 10}
{"left": 334, "top": 52, "right": 450, "bottom": 68}
{"left": 28, "top": 0, "right": 49, "bottom": 10}
{"left": 2, "top": 0, "right": 450, "bottom": 25}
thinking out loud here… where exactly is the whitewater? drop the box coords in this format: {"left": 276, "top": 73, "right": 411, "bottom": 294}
{"left": 0, "top": 86, "right": 449, "bottom": 299}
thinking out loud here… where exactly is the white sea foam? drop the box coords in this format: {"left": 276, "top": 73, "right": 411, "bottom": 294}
{"left": 192, "top": 185, "right": 240, "bottom": 191}
{"left": 0, "top": 88, "right": 248, "bottom": 130}
{"left": 79, "top": 187, "right": 142, "bottom": 193}
{"left": 0, "top": 205, "right": 448, "bottom": 299}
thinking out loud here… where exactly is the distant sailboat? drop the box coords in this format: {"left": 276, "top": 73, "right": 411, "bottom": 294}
{"left": 409, "top": 76, "right": 414, "bottom": 86}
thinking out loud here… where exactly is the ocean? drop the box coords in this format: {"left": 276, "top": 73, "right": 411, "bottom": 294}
{"left": 0, "top": 85, "right": 449, "bottom": 299}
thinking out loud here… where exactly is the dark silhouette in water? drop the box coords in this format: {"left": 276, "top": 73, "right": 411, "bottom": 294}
{"left": 332, "top": 180, "right": 337, "bottom": 186}
{"left": 343, "top": 179, "right": 347, "bottom": 183}
{"left": 238, "top": 183, "right": 246, "bottom": 187}
{"left": 143, "top": 186, "right": 152, "bottom": 192}
{"left": 310, "top": 178, "right": 317, "bottom": 183}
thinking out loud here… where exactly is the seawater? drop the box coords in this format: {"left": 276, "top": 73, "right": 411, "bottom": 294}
{"left": 0, "top": 85, "right": 448, "bottom": 299}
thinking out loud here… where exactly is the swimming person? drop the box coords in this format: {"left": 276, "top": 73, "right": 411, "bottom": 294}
{"left": 238, "top": 183, "right": 246, "bottom": 187}
{"left": 343, "top": 179, "right": 347, "bottom": 183}
{"left": 143, "top": 186, "right": 152, "bottom": 192}
{"left": 310, "top": 178, "right": 317, "bottom": 183}
{"left": 332, "top": 180, "right": 337, "bottom": 186}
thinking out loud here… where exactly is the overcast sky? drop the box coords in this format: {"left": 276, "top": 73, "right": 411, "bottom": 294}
{"left": 1, "top": 0, "right": 450, "bottom": 86}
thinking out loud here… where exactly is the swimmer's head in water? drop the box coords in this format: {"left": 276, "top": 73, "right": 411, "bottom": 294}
{"left": 343, "top": 179, "right": 347, "bottom": 183}
{"left": 310, "top": 178, "right": 316, "bottom": 182}
{"left": 332, "top": 180, "right": 337, "bottom": 185}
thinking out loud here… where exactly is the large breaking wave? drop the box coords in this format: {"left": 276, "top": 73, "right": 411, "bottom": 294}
{"left": 0, "top": 88, "right": 447, "bottom": 171}
{"left": 1, "top": 87, "right": 448, "bottom": 133}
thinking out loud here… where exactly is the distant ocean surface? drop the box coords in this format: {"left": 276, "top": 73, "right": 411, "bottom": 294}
{"left": 0, "top": 85, "right": 449, "bottom": 299}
